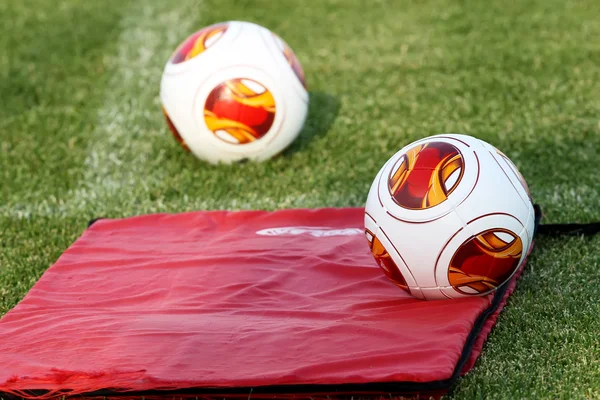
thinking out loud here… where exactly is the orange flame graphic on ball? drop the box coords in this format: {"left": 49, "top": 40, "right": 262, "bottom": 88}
{"left": 204, "top": 79, "right": 276, "bottom": 145}
{"left": 366, "top": 230, "right": 410, "bottom": 294}
{"left": 388, "top": 142, "right": 464, "bottom": 209}
{"left": 449, "top": 229, "right": 523, "bottom": 295}
{"left": 171, "top": 23, "right": 228, "bottom": 64}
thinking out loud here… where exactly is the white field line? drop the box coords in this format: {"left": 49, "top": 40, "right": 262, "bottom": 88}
{"left": 2, "top": 1, "right": 198, "bottom": 219}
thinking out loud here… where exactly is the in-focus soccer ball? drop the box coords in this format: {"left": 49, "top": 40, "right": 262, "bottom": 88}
{"left": 160, "top": 21, "right": 309, "bottom": 164}
{"left": 364, "top": 134, "right": 535, "bottom": 300}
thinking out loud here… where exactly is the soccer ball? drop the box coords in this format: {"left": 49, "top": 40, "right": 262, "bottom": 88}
{"left": 364, "top": 134, "right": 535, "bottom": 300}
{"left": 160, "top": 21, "right": 309, "bottom": 164}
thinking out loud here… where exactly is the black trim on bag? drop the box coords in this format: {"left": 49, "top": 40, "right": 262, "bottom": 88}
{"left": 534, "top": 204, "right": 600, "bottom": 237}
{"left": 534, "top": 205, "right": 600, "bottom": 237}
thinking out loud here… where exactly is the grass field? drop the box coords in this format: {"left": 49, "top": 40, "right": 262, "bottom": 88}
{"left": 1, "top": 0, "right": 600, "bottom": 398}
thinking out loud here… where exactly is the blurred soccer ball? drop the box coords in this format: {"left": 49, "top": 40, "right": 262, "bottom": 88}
{"left": 364, "top": 134, "right": 535, "bottom": 300}
{"left": 160, "top": 21, "right": 308, "bottom": 164}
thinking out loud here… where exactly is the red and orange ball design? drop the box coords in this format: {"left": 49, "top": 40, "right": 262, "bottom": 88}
{"left": 368, "top": 140, "right": 528, "bottom": 298}
{"left": 204, "top": 79, "right": 276, "bottom": 145}
{"left": 388, "top": 142, "right": 464, "bottom": 210}
{"left": 163, "top": 23, "right": 307, "bottom": 148}
{"left": 449, "top": 229, "right": 523, "bottom": 295}
{"left": 170, "top": 23, "right": 228, "bottom": 64}
{"left": 365, "top": 229, "right": 410, "bottom": 294}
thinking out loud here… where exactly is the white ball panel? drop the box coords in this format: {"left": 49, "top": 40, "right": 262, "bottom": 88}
{"left": 379, "top": 211, "right": 464, "bottom": 290}
{"left": 478, "top": 140, "right": 532, "bottom": 209}
{"left": 454, "top": 148, "right": 530, "bottom": 230}
{"left": 408, "top": 286, "right": 426, "bottom": 300}
{"left": 204, "top": 30, "right": 224, "bottom": 47}
{"left": 420, "top": 287, "right": 453, "bottom": 300}
{"left": 364, "top": 209, "right": 379, "bottom": 235}
{"left": 257, "top": 23, "right": 308, "bottom": 101}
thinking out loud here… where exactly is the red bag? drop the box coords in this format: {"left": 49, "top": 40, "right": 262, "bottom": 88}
{"left": 0, "top": 208, "right": 537, "bottom": 399}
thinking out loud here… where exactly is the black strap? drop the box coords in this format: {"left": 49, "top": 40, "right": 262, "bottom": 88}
{"left": 535, "top": 204, "right": 600, "bottom": 237}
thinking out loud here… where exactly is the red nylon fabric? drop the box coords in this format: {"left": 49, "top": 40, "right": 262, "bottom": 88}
{"left": 0, "top": 208, "right": 525, "bottom": 398}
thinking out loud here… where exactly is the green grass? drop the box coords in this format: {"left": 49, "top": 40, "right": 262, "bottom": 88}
{"left": 1, "top": 0, "right": 599, "bottom": 398}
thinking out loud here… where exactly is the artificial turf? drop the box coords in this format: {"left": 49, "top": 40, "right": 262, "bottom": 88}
{"left": 1, "top": 0, "right": 599, "bottom": 398}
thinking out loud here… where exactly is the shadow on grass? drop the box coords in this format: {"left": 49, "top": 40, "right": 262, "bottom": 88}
{"left": 282, "top": 91, "right": 340, "bottom": 156}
